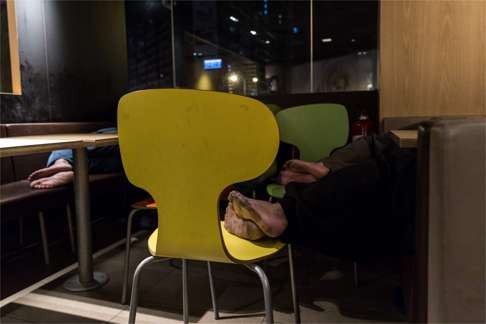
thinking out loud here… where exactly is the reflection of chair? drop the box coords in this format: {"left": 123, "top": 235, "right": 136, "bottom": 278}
{"left": 267, "top": 103, "right": 349, "bottom": 199}
{"left": 118, "top": 89, "right": 300, "bottom": 324}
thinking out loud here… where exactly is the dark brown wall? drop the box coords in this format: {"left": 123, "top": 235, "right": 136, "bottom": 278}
{"left": 0, "top": 0, "right": 128, "bottom": 123}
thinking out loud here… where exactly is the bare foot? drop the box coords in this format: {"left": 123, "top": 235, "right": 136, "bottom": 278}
{"left": 228, "top": 191, "right": 287, "bottom": 238}
{"left": 28, "top": 159, "right": 72, "bottom": 181}
{"left": 282, "top": 159, "right": 330, "bottom": 179}
{"left": 277, "top": 170, "right": 317, "bottom": 185}
{"left": 224, "top": 203, "right": 265, "bottom": 240}
{"left": 30, "top": 171, "right": 74, "bottom": 189}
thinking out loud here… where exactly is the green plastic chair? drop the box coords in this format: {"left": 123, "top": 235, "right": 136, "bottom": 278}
{"left": 267, "top": 103, "right": 349, "bottom": 199}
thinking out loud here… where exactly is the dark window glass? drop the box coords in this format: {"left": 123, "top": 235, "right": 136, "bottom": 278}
{"left": 313, "top": 0, "right": 378, "bottom": 92}
{"left": 126, "top": 0, "right": 378, "bottom": 95}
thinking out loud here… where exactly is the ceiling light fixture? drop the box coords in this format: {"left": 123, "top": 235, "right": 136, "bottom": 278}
{"left": 265, "top": 40, "right": 271, "bottom": 44}
{"left": 250, "top": 30, "right": 257, "bottom": 36}
{"left": 229, "top": 16, "right": 239, "bottom": 22}
{"left": 321, "top": 38, "right": 333, "bottom": 43}
{"left": 252, "top": 77, "right": 258, "bottom": 83}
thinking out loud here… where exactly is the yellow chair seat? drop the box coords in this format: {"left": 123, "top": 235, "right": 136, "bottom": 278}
{"left": 148, "top": 222, "right": 285, "bottom": 263}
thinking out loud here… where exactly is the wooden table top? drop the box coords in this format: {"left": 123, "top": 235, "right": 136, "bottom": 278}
{"left": 0, "top": 133, "right": 118, "bottom": 157}
{"left": 390, "top": 130, "right": 418, "bottom": 148}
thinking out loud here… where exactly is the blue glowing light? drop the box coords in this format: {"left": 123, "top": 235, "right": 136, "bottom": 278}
{"left": 203, "top": 59, "right": 222, "bottom": 70}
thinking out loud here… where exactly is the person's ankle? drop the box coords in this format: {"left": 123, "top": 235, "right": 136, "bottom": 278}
{"left": 54, "top": 158, "right": 68, "bottom": 165}
{"left": 54, "top": 159, "right": 72, "bottom": 168}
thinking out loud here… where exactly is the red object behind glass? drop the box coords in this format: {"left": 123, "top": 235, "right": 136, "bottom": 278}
{"left": 351, "top": 112, "right": 375, "bottom": 141}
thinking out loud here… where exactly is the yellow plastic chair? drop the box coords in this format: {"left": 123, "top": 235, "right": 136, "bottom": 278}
{"left": 118, "top": 89, "right": 300, "bottom": 324}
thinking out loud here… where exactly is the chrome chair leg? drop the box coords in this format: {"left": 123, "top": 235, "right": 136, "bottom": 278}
{"left": 245, "top": 264, "right": 273, "bottom": 324}
{"left": 66, "top": 204, "right": 75, "bottom": 253}
{"left": 288, "top": 244, "right": 300, "bottom": 323}
{"left": 121, "top": 208, "right": 142, "bottom": 304}
{"left": 207, "top": 261, "right": 219, "bottom": 319}
{"left": 38, "top": 211, "right": 49, "bottom": 265}
{"left": 128, "top": 256, "right": 167, "bottom": 324}
{"left": 182, "top": 259, "right": 189, "bottom": 324}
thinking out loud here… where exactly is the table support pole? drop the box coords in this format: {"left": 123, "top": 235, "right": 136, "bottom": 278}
{"left": 64, "top": 148, "right": 108, "bottom": 292}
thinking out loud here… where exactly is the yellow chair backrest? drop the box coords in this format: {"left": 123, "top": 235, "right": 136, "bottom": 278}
{"left": 117, "top": 89, "right": 279, "bottom": 263}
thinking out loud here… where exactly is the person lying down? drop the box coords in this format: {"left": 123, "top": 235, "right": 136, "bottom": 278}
{"left": 28, "top": 128, "right": 415, "bottom": 256}
{"left": 28, "top": 127, "right": 121, "bottom": 189}
{"left": 224, "top": 133, "right": 416, "bottom": 258}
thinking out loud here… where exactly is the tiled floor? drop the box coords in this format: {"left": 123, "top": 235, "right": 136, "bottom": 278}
{"left": 1, "top": 234, "right": 407, "bottom": 323}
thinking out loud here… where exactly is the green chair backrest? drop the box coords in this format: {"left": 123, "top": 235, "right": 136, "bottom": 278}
{"left": 117, "top": 89, "right": 279, "bottom": 263}
{"left": 275, "top": 103, "right": 349, "bottom": 162}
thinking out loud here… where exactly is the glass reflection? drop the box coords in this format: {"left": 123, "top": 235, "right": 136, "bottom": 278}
{"left": 129, "top": 0, "right": 379, "bottom": 96}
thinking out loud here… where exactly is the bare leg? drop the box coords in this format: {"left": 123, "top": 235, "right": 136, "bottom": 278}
{"left": 224, "top": 203, "right": 265, "bottom": 240}
{"left": 283, "top": 159, "right": 330, "bottom": 179}
{"left": 228, "top": 191, "right": 287, "bottom": 238}
{"left": 277, "top": 170, "right": 317, "bottom": 185}
{"left": 30, "top": 171, "right": 74, "bottom": 189}
{"left": 28, "top": 159, "right": 73, "bottom": 181}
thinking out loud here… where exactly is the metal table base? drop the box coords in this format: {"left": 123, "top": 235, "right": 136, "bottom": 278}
{"left": 63, "top": 148, "right": 109, "bottom": 292}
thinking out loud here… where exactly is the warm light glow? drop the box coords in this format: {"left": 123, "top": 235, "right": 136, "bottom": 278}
{"left": 229, "top": 16, "right": 239, "bottom": 22}
{"left": 321, "top": 38, "right": 333, "bottom": 43}
{"left": 351, "top": 38, "right": 356, "bottom": 42}
{"left": 228, "top": 73, "right": 239, "bottom": 82}
{"left": 196, "top": 73, "right": 213, "bottom": 91}
{"left": 250, "top": 30, "right": 257, "bottom": 36}
{"left": 252, "top": 77, "right": 258, "bottom": 83}
{"left": 265, "top": 40, "right": 271, "bottom": 44}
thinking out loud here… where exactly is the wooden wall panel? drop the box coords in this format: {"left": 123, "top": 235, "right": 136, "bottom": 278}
{"left": 380, "top": 0, "right": 486, "bottom": 118}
